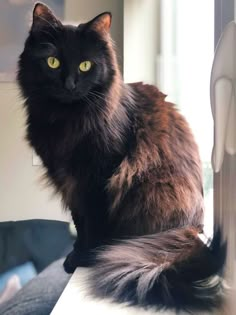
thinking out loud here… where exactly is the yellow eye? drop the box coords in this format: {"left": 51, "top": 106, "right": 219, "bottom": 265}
{"left": 47, "top": 57, "right": 60, "bottom": 69}
{"left": 79, "top": 61, "right": 92, "bottom": 72}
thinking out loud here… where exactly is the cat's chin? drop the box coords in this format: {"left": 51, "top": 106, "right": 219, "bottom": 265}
{"left": 51, "top": 92, "right": 84, "bottom": 105}
{"left": 50, "top": 88, "right": 95, "bottom": 105}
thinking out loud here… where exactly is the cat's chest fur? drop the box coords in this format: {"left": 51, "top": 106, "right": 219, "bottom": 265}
{"left": 27, "top": 115, "right": 123, "bottom": 212}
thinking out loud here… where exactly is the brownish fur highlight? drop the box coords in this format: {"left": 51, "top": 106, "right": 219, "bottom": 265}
{"left": 107, "top": 83, "right": 203, "bottom": 232}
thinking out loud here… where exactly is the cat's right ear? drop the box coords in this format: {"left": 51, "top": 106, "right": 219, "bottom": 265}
{"left": 86, "top": 12, "right": 112, "bottom": 34}
{"left": 31, "top": 2, "right": 62, "bottom": 32}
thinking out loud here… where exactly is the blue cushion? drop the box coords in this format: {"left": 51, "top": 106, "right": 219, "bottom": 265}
{"left": 0, "top": 261, "right": 37, "bottom": 292}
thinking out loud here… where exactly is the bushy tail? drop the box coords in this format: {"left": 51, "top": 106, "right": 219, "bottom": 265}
{"left": 89, "top": 227, "right": 226, "bottom": 312}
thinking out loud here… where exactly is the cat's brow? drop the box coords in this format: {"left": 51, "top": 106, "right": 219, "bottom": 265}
{"left": 35, "top": 42, "right": 58, "bottom": 57}
{"left": 39, "top": 42, "right": 57, "bottom": 50}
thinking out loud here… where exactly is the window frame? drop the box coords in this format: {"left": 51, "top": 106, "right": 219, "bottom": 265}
{"left": 213, "top": 0, "right": 234, "bottom": 228}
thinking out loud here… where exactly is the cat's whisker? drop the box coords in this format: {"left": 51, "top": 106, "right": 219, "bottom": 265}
{"left": 89, "top": 90, "right": 113, "bottom": 101}
{"left": 83, "top": 95, "right": 93, "bottom": 107}
{"left": 88, "top": 91, "right": 106, "bottom": 103}
{"left": 87, "top": 92, "right": 105, "bottom": 108}
{"left": 88, "top": 91, "right": 114, "bottom": 107}
{"left": 39, "top": 42, "right": 54, "bottom": 47}
{"left": 85, "top": 96, "right": 107, "bottom": 119}
{"left": 87, "top": 99, "right": 104, "bottom": 117}
{"left": 88, "top": 91, "right": 104, "bottom": 99}
{"left": 83, "top": 96, "right": 100, "bottom": 112}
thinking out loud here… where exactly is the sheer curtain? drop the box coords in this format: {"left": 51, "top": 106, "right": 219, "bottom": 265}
{"left": 157, "top": 0, "right": 215, "bottom": 236}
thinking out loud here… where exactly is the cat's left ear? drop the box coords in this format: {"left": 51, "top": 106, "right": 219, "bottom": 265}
{"left": 87, "top": 12, "right": 112, "bottom": 33}
{"left": 32, "top": 2, "right": 62, "bottom": 31}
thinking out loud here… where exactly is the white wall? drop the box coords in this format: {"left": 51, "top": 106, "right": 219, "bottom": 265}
{"left": 0, "top": 0, "right": 123, "bottom": 222}
{"left": 0, "top": 86, "right": 68, "bottom": 222}
{"left": 124, "top": 0, "right": 160, "bottom": 84}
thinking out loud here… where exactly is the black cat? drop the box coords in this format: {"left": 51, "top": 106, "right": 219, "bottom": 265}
{"left": 17, "top": 3, "right": 226, "bottom": 312}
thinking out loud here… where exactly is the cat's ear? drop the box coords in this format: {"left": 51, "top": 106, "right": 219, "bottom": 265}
{"left": 87, "top": 12, "right": 112, "bottom": 33}
{"left": 32, "top": 2, "right": 62, "bottom": 31}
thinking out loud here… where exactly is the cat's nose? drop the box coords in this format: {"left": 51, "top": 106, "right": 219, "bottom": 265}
{"left": 65, "top": 76, "right": 76, "bottom": 91}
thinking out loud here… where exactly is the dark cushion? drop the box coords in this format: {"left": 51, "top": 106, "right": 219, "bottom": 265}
{"left": 0, "top": 220, "right": 74, "bottom": 273}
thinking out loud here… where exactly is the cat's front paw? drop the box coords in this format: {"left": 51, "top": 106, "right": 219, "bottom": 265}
{"left": 63, "top": 250, "right": 79, "bottom": 273}
{"left": 63, "top": 249, "right": 92, "bottom": 273}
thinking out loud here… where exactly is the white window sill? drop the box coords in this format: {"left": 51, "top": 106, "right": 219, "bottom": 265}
{"left": 51, "top": 267, "right": 224, "bottom": 315}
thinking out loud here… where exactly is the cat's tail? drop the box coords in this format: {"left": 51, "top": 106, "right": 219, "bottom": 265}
{"left": 89, "top": 227, "right": 227, "bottom": 312}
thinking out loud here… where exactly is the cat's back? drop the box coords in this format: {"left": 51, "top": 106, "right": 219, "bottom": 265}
{"left": 109, "top": 82, "right": 204, "bottom": 232}
{"left": 128, "top": 82, "right": 199, "bottom": 157}
{"left": 129, "top": 81, "right": 187, "bottom": 124}
{"left": 129, "top": 81, "right": 165, "bottom": 101}
{"left": 128, "top": 81, "right": 203, "bottom": 209}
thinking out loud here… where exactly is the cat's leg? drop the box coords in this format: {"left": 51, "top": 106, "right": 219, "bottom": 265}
{"left": 64, "top": 213, "right": 102, "bottom": 273}
{"left": 64, "top": 211, "right": 88, "bottom": 273}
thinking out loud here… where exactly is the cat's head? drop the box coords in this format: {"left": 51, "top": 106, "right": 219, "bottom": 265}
{"left": 18, "top": 2, "right": 119, "bottom": 105}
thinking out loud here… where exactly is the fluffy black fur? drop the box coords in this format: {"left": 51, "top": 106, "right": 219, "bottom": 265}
{"left": 17, "top": 3, "right": 227, "bottom": 313}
